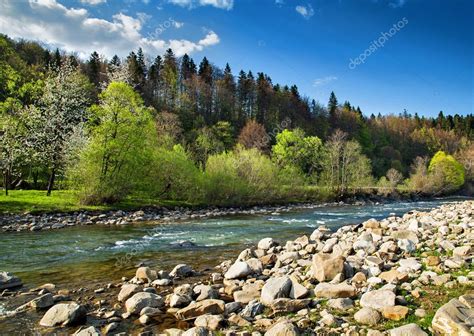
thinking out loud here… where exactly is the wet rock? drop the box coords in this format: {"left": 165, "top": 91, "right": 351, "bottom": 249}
{"left": 354, "top": 307, "right": 381, "bottom": 326}
{"left": 29, "top": 293, "right": 54, "bottom": 309}
{"left": 39, "top": 302, "right": 87, "bottom": 327}
{"left": 0, "top": 271, "right": 22, "bottom": 290}
{"left": 432, "top": 296, "right": 473, "bottom": 335}
{"left": 360, "top": 289, "right": 396, "bottom": 311}
{"left": 261, "top": 276, "right": 292, "bottom": 305}
{"left": 311, "top": 253, "right": 345, "bottom": 282}
{"left": 125, "top": 292, "right": 164, "bottom": 314}
{"left": 314, "top": 283, "right": 356, "bottom": 299}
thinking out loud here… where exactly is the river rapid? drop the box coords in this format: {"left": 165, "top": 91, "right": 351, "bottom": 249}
{"left": 0, "top": 197, "right": 470, "bottom": 289}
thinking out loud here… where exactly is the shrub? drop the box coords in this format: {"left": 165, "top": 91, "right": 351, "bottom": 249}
{"left": 428, "top": 151, "right": 465, "bottom": 193}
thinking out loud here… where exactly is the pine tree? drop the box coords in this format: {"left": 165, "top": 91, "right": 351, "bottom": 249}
{"left": 328, "top": 91, "right": 338, "bottom": 117}
{"left": 87, "top": 51, "right": 101, "bottom": 88}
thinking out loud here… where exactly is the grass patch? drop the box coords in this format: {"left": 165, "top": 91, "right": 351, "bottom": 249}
{"left": 0, "top": 189, "right": 195, "bottom": 215}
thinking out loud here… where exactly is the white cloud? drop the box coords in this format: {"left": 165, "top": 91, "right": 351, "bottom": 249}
{"left": 0, "top": 0, "right": 220, "bottom": 58}
{"left": 295, "top": 4, "right": 314, "bottom": 19}
{"left": 172, "top": 20, "right": 184, "bottom": 28}
{"left": 389, "top": 0, "right": 407, "bottom": 8}
{"left": 313, "top": 76, "right": 337, "bottom": 86}
{"left": 167, "top": 0, "right": 234, "bottom": 10}
{"left": 79, "top": 0, "right": 106, "bottom": 5}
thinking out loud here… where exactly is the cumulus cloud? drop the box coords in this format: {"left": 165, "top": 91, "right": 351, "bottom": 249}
{"left": 168, "top": 0, "right": 234, "bottom": 10}
{"left": 79, "top": 0, "right": 106, "bottom": 5}
{"left": 313, "top": 76, "right": 337, "bottom": 86}
{"left": 0, "top": 0, "right": 220, "bottom": 58}
{"left": 295, "top": 4, "right": 314, "bottom": 19}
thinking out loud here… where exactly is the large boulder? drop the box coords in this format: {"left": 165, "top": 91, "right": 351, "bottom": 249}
{"left": 311, "top": 253, "right": 345, "bottom": 282}
{"left": 264, "top": 321, "right": 299, "bottom": 336}
{"left": 360, "top": 290, "right": 396, "bottom": 311}
{"left": 313, "top": 283, "right": 356, "bottom": 299}
{"left": 125, "top": 292, "right": 164, "bottom": 314}
{"left": 432, "top": 296, "right": 473, "bottom": 335}
{"left": 39, "top": 303, "right": 87, "bottom": 327}
{"left": 224, "top": 261, "right": 252, "bottom": 279}
{"left": 176, "top": 299, "right": 225, "bottom": 320}
{"left": 261, "top": 276, "right": 292, "bottom": 306}
{"left": 0, "top": 271, "right": 22, "bottom": 290}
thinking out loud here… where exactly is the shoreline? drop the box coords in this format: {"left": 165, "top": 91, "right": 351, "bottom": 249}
{"left": 2, "top": 193, "right": 466, "bottom": 233}
{"left": 0, "top": 200, "right": 472, "bottom": 335}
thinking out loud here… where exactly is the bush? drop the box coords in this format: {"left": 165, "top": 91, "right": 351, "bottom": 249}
{"left": 428, "top": 151, "right": 465, "bottom": 193}
{"left": 204, "top": 147, "right": 286, "bottom": 205}
{"left": 144, "top": 145, "right": 204, "bottom": 203}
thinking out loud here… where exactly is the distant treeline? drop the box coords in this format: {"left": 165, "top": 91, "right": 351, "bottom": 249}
{"left": 0, "top": 34, "right": 472, "bottom": 204}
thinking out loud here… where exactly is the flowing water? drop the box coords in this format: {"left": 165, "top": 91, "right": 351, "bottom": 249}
{"left": 0, "top": 197, "right": 470, "bottom": 289}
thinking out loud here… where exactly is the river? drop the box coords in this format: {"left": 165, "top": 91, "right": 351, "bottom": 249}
{"left": 1, "top": 197, "right": 470, "bottom": 290}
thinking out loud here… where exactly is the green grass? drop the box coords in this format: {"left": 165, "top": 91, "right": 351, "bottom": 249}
{"left": 0, "top": 189, "right": 194, "bottom": 215}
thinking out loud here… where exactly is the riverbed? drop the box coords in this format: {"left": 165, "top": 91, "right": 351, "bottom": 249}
{"left": 1, "top": 197, "right": 470, "bottom": 289}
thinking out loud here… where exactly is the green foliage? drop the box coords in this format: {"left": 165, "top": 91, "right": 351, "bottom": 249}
{"left": 428, "top": 151, "right": 465, "bottom": 193}
{"left": 272, "top": 129, "right": 323, "bottom": 176}
{"left": 204, "top": 147, "right": 286, "bottom": 204}
{"left": 73, "top": 82, "right": 156, "bottom": 204}
{"left": 144, "top": 144, "right": 204, "bottom": 203}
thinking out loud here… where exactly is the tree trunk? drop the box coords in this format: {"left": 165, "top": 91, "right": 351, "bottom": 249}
{"left": 46, "top": 167, "right": 56, "bottom": 196}
{"left": 4, "top": 170, "right": 8, "bottom": 196}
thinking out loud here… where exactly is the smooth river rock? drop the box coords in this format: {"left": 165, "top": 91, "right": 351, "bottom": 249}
{"left": 125, "top": 292, "right": 164, "bottom": 314}
{"left": 260, "top": 276, "right": 292, "bottom": 305}
{"left": 39, "top": 302, "right": 86, "bottom": 327}
{"left": 360, "top": 289, "right": 396, "bottom": 311}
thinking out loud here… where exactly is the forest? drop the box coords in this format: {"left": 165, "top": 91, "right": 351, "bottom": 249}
{"left": 0, "top": 34, "right": 472, "bottom": 207}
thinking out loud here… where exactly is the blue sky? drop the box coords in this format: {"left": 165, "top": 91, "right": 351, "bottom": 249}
{"left": 0, "top": 0, "right": 472, "bottom": 117}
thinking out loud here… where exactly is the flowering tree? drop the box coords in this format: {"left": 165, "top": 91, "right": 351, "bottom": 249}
{"left": 27, "top": 62, "right": 91, "bottom": 196}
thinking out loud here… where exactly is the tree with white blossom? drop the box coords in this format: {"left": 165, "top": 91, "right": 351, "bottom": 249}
{"left": 27, "top": 61, "right": 91, "bottom": 196}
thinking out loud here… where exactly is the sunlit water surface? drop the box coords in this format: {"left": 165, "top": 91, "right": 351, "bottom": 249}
{"left": 1, "top": 197, "right": 470, "bottom": 289}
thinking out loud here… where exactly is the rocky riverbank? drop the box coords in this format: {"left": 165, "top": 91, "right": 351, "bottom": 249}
{"left": 0, "top": 198, "right": 385, "bottom": 233}
{"left": 1, "top": 201, "right": 473, "bottom": 335}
